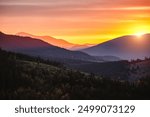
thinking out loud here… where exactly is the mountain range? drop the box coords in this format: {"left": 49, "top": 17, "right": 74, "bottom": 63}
{"left": 0, "top": 32, "right": 98, "bottom": 62}
{"left": 1, "top": 31, "right": 149, "bottom": 62}
{"left": 16, "top": 32, "right": 94, "bottom": 50}
{"left": 0, "top": 31, "right": 150, "bottom": 81}
{"left": 81, "top": 34, "right": 150, "bottom": 59}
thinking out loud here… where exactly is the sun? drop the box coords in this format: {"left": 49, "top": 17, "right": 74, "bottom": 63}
{"left": 134, "top": 32, "right": 145, "bottom": 38}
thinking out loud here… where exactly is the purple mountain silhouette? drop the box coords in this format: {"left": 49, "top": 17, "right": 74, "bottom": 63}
{"left": 16, "top": 32, "right": 94, "bottom": 50}
{"left": 81, "top": 34, "right": 150, "bottom": 59}
{"left": 0, "top": 32, "right": 97, "bottom": 61}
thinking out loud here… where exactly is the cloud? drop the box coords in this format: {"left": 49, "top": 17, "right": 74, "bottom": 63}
{"left": 1, "top": 0, "right": 150, "bottom": 17}
{"left": 1, "top": 0, "right": 150, "bottom": 44}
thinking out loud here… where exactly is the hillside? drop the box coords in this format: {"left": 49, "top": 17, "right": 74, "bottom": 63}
{"left": 0, "top": 49, "right": 150, "bottom": 99}
{"left": 81, "top": 34, "right": 150, "bottom": 59}
{"left": 68, "top": 58, "right": 150, "bottom": 81}
{"left": 128, "top": 59, "right": 150, "bottom": 81}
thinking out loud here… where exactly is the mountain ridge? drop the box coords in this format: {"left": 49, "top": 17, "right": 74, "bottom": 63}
{"left": 0, "top": 32, "right": 98, "bottom": 62}
{"left": 81, "top": 34, "right": 150, "bottom": 59}
{"left": 16, "top": 32, "right": 94, "bottom": 50}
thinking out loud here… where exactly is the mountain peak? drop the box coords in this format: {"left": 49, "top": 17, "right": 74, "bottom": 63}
{"left": 81, "top": 34, "right": 150, "bottom": 60}
{"left": 16, "top": 32, "right": 37, "bottom": 37}
{"left": 16, "top": 32, "right": 93, "bottom": 50}
{"left": 0, "top": 31, "right": 5, "bottom": 35}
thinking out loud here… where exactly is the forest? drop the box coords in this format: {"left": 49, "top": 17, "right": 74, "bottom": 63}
{"left": 0, "top": 48, "right": 150, "bottom": 100}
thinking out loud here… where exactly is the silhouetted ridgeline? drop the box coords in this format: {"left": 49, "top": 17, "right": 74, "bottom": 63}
{"left": 0, "top": 49, "right": 150, "bottom": 100}
{"left": 81, "top": 34, "right": 150, "bottom": 59}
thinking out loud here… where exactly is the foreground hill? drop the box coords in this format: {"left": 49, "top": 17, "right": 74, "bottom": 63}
{"left": 81, "top": 34, "right": 150, "bottom": 59}
{"left": 0, "top": 32, "right": 97, "bottom": 62}
{"left": 68, "top": 58, "right": 150, "bottom": 81}
{"left": 0, "top": 49, "right": 150, "bottom": 99}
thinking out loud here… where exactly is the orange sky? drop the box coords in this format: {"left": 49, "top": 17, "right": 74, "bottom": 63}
{"left": 0, "top": 0, "right": 150, "bottom": 44}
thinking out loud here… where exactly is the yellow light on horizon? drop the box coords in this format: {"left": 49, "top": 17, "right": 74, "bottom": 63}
{"left": 134, "top": 32, "right": 145, "bottom": 38}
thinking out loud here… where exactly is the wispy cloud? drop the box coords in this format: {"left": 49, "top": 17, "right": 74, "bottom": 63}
{"left": 0, "top": 0, "right": 150, "bottom": 44}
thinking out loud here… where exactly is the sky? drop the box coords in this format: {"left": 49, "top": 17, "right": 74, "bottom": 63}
{"left": 0, "top": 0, "right": 150, "bottom": 44}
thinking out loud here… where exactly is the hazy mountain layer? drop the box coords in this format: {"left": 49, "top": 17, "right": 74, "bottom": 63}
{"left": 0, "top": 32, "right": 97, "bottom": 62}
{"left": 81, "top": 34, "right": 150, "bottom": 59}
{"left": 16, "top": 32, "right": 95, "bottom": 50}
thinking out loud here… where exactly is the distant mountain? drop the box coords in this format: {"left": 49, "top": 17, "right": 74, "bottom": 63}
{"left": 0, "top": 32, "right": 97, "bottom": 62}
{"left": 95, "top": 55, "right": 121, "bottom": 62}
{"left": 16, "top": 32, "right": 95, "bottom": 50}
{"left": 69, "top": 44, "right": 95, "bottom": 50}
{"left": 16, "top": 32, "right": 75, "bottom": 49}
{"left": 81, "top": 34, "right": 150, "bottom": 59}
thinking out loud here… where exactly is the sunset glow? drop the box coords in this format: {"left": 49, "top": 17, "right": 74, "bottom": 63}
{"left": 0, "top": 0, "right": 150, "bottom": 44}
{"left": 135, "top": 32, "right": 145, "bottom": 38}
